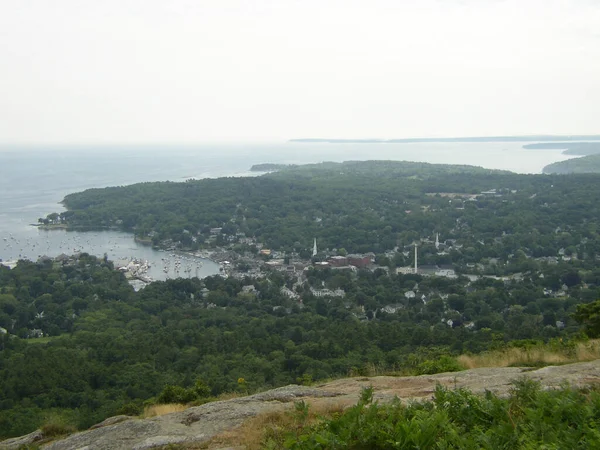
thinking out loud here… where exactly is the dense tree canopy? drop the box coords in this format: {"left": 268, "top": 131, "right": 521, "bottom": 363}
{"left": 0, "top": 252, "right": 596, "bottom": 438}
{"left": 44, "top": 161, "right": 600, "bottom": 265}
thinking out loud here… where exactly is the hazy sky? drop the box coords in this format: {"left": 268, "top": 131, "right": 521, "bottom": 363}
{"left": 1, "top": 0, "right": 599, "bottom": 143}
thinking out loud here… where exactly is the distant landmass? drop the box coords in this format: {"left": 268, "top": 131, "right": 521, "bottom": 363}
{"left": 543, "top": 154, "right": 600, "bottom": 174}
{"left": 523, "top": 142, "right": 600, "bottom": 155}
{"left": 290, "top": 135, "right": 600, "bottom": 144}
{"left": 249, "top": 163, "right": 297, "bottom": 172}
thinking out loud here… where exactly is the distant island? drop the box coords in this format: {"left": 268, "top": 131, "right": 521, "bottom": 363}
{"left": 523, "top": 142, "right": 600, "bottom": 155}
{"left": 290, "top": 135, "right": 600, "bottom": 144}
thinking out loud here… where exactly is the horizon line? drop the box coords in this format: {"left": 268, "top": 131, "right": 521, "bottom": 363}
{"left": 2, "top": 133, "right": 600, "bottom": 147}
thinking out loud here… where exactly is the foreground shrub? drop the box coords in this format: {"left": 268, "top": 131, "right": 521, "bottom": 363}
{"left": 415, "top": 355, "right": 464, "bottom": 375}
{"left": 40, "top": 411, "right": 77, "bottom": 438}
{"left": 275, "top": 381, "right": 600, "bottom": 449}
{"left": 156, "top": 385, "right": 198, "bottom": 404}
{"left": 156, "top": 378, "right": 212, "bottom": 405}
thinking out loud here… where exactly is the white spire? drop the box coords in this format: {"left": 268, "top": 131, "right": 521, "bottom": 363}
{"left": 312, "top": 238, "right": 318, "bottom": 257}
{"left": 414, "top": 243, "right": 418, "bottom": 274}
{"left": 435, "top": 233, "right": 440, "bottom": 250}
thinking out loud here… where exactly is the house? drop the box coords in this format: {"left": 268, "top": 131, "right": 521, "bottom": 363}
{"left": 55, "top": 253, "right": 70, "bottom": 263}
{"left": 480, "top": 189, "right": 498, "bottom": 196}
{"left": 314, "top": 261, "right": 330, "bottom": 267}
{"left": 380, "top": 304, "right": 404, "bottom": 314}
{"left": 418, "top": 265, "right": 439, "bottom": 276}
{"left": 265, "top": 259, "right": 284, "bottom": 268}
{"left": 328, "top": 256, "right": 348, "bottom": 267}
{"left": 435, "top": 267, "right": 457, "bottom": 278}
{"left": 241, "top": 285, "right": 257, "bottom": 295}
{"left": 310, "top": 287, "right": 345, "bottom": 298}
{"left": 28, "top": 329, "right": 44, "bottom": 338}
{"left": 293, "top": 262, "right": 307, "bottom": 271}
{"left": 347, "top": 254, "right": 371, "bottom": 268}
{"left": 280, "top": 286, "right": 300, "bottom": 300}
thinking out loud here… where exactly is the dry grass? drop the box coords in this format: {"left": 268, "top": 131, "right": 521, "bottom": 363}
{"left": 214, "top": 391, "right": 244, "bottom": 401}
{"left": 205, "top": 401, "right": 346, "bottom": 450}
{"left": 458, "top": 339, "right": 600, "bottom": 369}
{"left": 141, "top": 393, "right": 245, "bottom": 419}
{"left": 141, "top": 403, "right": 189, "bottom": 418}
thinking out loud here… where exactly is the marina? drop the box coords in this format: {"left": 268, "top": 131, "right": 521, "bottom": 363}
{"left": 0, "top": 229, "right": 221, "bottom": 284}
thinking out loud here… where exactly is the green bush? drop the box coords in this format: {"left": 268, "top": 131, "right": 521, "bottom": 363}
{"left": 40, "top": 411, "right": 77, "bottom": 438}
{"left": 116, "top": 401, "right": 143, "bottom": 416}
{"left": 156, "top": 385, "right": 197, "bottom": 404}
{"left": 156, "top": 379, "right": 212, "bottom": 404}
{"left": 415, "top": 355, "right": 464, "bottom": 375}
{"left": 277, "top": 382, "right": 600, "bottom": 449}
{"left": 193, "top": 379, "right": 211, "bottom": 398}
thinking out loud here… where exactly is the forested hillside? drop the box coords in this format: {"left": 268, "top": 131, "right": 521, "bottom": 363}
{"left": 543, "top": 154, "right": 600, "bottom": 174}
{"left": 44, "top": 160, "right": 600, "bottom": 261}
{"left": 5, "top": 160, "right": 600, "bottom": 439}
{"left": 1, "top": 249, "right": 599, "bottom": 438}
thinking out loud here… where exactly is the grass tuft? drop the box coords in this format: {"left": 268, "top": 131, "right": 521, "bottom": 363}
{"left": 141, "top": 403, "right": 188, "bottom": 418}
{"left": 40, "top": 411, "right": 77, "bottom": 438}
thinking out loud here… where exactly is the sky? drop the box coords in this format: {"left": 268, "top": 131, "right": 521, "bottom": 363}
{"left": 1, "top": 0, "right": 599, "bottom": 143}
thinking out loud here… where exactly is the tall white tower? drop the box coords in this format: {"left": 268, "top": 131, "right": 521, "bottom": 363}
{"left": 414, "top": 243, "right": 418, "bottom": 274}
{"left": 312, "top": 238, "right": 318, "bottom": 257}
{"left": 435, "top": 233, "right": 440, "bottom": 250}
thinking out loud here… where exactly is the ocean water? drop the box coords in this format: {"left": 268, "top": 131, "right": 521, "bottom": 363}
{"left": 0, "top": 141, "right": 574, "bottom": 279}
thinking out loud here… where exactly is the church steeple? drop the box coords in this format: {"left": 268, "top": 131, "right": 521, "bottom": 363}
{"left": 312, "top": 238, "right": 318, "bottom": 257}
{"left": 414, "top": 243, "right": 418, "bottom": 274}
{"left": 435, "top": 233, "right": 440, "bottom": 250}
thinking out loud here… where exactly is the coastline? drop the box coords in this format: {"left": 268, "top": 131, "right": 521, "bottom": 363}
{"left": 33, "top": 223, "right": 69, "bottom": 230}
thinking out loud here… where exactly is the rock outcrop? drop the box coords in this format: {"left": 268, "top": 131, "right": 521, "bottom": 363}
{"left": 0, "top": 430, "right": 44, "bottom": 449}
{"left": 2, "top": 360, "right": 599, "bottom": 450}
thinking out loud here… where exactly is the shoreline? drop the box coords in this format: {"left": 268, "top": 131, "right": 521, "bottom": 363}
{"left": 2, "top": 223, "right": 224, "bottom": 283}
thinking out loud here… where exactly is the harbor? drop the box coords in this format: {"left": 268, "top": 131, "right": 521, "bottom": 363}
{"left": 0, "top": 229, "right": 221, "bottom": 284}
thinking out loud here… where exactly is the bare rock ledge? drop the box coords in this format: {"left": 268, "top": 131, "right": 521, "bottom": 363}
{"left": 2, "top": 360, "right": 599, "bottom": 450}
